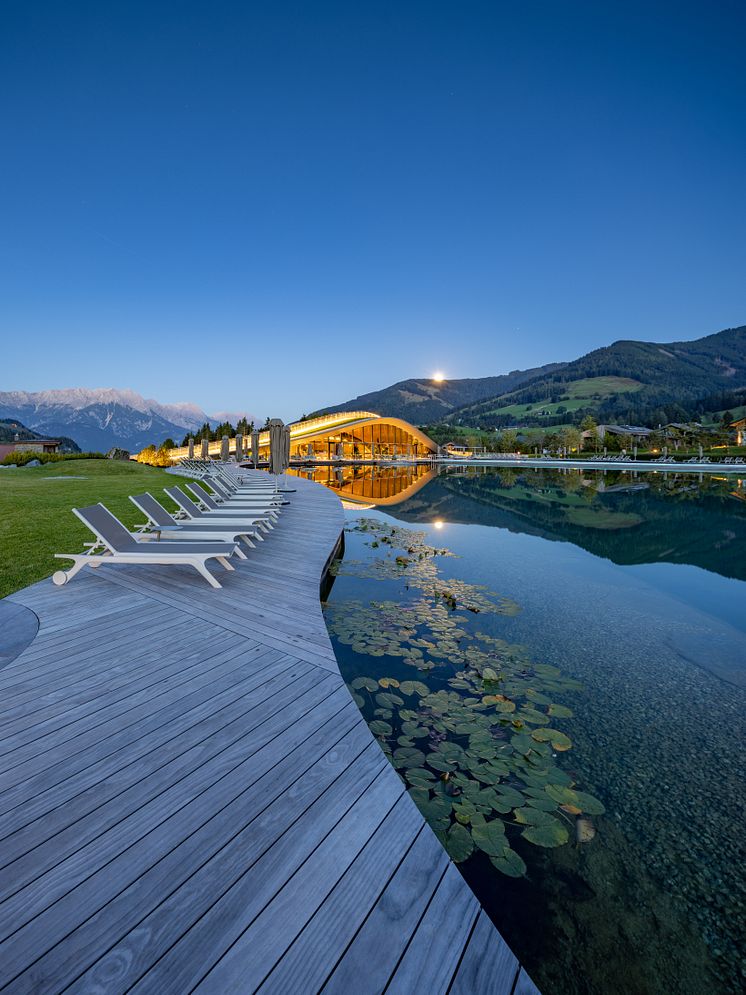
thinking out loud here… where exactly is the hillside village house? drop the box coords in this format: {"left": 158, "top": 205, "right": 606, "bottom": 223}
{"left": 582, "top": 424, "right": 653, "bottom": 444}
{"left": 0, "top": 435, "right": 61, "bottom": 461}
{"left": 731, "top": 417, "right": 746, "bottom": 446}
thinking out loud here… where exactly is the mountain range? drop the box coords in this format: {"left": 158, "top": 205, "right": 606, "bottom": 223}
{"left": 314, "top": 325, "right": 746, "bottom": 430}
{"left": 0, "top": 389, "right": 257, "bottom": 453}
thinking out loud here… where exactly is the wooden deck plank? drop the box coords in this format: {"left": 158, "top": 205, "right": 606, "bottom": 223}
{"left": 449, "top": 910, "right": 520, "bottom": 995}
{"left": 320, "top": 826, "right": 450, "bottom": 994}
{"left": 253, "top": 804, "right": 426, "bottom": 993}
{"left": 134, "top": 760, "right": 400, "bottom": 994}
{"left": 0, "top": 646, "right": 287, "bottom": 827}
{"left": 58, "top": 722, "right": 379, "bottom": 995}
{"left": 0, "top": 653, "right": 304, "bottom": 871}
{"left": 0, "top": 643, "right": 281, "bottom": 800}
{"left": 513, "top": 967, "right": 542, "bottom": 995}
{"left": 0, "top": 625, "right": 242, "bottom": 742}
{"left": 0, "top": 470, "right": 537, "bottom": 994}
{"left": 0, "top": 675, "right": 343, "bottom": 942}
{"left": 6, "top": 709, "right": 369, "bottom": 993}
{"left": 385, "top": 862, "right": 480, "bottom": 994}
{"left": 0, "top": 632, "right": 263, "bottom": 779}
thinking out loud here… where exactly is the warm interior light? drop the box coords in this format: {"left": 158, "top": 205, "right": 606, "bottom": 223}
{"left": 433, "top": 520, "right": 444, "bottom": 529}
{"left": 432, "top": 372, "right": 445, "bottom": 382}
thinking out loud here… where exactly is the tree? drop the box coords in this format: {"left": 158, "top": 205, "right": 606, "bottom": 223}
{"left": 603, "top": 431, "right": 621, "bottom": 452}
{"left": 161, "top": 437, "right": 176, "bottom": 450}
{"left": 498, "top": 429, "right": 518, "bottom": 452}
{"left": 580, "top": 415, "right": 598, "bottom": 451}
{"left": 560, "top": 427, "right": 582, "bottom": 452}
{"left": 721, "top": 410, "right": 734, "bottom": 429}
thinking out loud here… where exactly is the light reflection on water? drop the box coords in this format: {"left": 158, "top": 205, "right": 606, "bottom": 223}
{"left": 313, "top": 466, "right": 746, "bottom": 995}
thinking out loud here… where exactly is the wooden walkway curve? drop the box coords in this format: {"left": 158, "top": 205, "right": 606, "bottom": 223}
{"left": 0, "top": 472, "right": 538, "bottom": 994}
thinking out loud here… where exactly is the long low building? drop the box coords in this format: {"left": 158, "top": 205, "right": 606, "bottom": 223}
{"left": 167, "top": 411, "right": 438, "bottom": 462}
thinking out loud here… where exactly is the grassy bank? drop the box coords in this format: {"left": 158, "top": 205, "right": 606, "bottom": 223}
{"left": 0, "top": 459, "right": 181, "bottom": 599}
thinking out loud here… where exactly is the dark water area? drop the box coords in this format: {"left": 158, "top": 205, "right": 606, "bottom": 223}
{"left": 307, "top": 466, "right": 746, "bottom": 995}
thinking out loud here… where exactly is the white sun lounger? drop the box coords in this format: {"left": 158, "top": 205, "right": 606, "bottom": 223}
{"left": 164, "top": 486, "right": 277, "bottom": 529}
{"left": 53, "top": 503, "right": 239, "bottom": 589}
{"left": 185, "top": 480, "right": 282, "bottom": 513}
{"left": 129, "top": 493, "right": 261, "bottom": 546}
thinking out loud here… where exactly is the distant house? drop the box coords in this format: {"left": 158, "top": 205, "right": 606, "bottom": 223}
{"left": 731, "top": 417, "right": 746, "bottom": 446}
{"left": 582, "top": 424, "right": 653, "bottom": 443}
{"left": 0, "top": 434, "right": 61, "bottom": 461}
{"left": 13, "top": 439, "right": 61, "bottom": 453}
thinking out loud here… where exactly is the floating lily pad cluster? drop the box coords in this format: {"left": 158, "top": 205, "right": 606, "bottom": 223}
{"left": 325, "top": 519, "right": 605, "bottom": 876}
{"left": 330, "top": 519, "right": 519, "bottom": 615}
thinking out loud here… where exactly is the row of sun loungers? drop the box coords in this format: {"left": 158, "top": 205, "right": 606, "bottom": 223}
{"left": 53, "top": 468, "right": 284, "bottom": 589}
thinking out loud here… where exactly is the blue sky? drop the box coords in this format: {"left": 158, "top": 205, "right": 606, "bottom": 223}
{"left": 1, "top": 1, "right": 744, "bottom": 419}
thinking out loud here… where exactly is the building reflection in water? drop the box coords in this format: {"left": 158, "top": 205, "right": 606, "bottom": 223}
{"left": 287, "top": 463, "right": 437, "bottom": 506}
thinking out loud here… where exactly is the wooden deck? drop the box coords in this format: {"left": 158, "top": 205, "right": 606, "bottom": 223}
{"left": 0, "top": 472, "right": 538, "bottom": 994}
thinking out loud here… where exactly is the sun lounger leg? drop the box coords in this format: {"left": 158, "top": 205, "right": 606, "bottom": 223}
{"left": 234, "top": 546, "right": 247, "bottom": 560}
{"left": 52, "top": 556, "right": 88, "bottom": 585}
{"left": 193, "top": 561, "right": 222, "bottom": 588}
{"left": 217, "top": 556, "right": 235, "bottom": 571}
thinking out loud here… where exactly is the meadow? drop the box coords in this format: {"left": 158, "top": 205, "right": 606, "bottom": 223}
{"left": 0, "top": 459, "right": 181, "bottom": 598}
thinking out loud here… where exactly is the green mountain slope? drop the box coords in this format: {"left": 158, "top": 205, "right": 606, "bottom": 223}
{"left": 450, "top": 325, "right": 746, "bottom": 428}
{"left": 311, "top": 363, "right": 565, "bottom": 423}
{"left": 314, "top": 326, "right": 745, "bottom": 428}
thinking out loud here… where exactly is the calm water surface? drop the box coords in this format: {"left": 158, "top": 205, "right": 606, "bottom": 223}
{"left": 300, "top": 466, "right": 746, "bottom": 995}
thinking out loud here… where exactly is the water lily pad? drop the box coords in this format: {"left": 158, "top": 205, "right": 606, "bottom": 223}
{"left": 409, "top": 786, "right": 430, "bottom": 808}
{"left": 401, "top": 720, "right": 428, "bottom": 739}
{"left": 369, "top": 720, "right": 392, "bottom": 737}
{"left": 444, "top": 823, "right": 474, "bottom": 863}
{"left": 515, "top": 806, "right": 555, "bottom": 826}
{"left": 572, "top": 791, "right": 606, "bottom": 815}
{"left": 378, "top": 677, "right": 400, "bottom": 688}
{"left": 351, "top": 677, "right": 378, "bottom": 692}
{"left": 376, "top": 692, "right": 404, "bottom": 709}
{"left": 453, "top": 799, "right": 478, "bottom": 824}
{"left": 531, "top": 728, "right": 573, "bottom": 751}
{"left": 471, "top": 819, "right": 507, "bottom": 857}
{"left": 510, "top": 734, "right": 534, "bottom": 755}
{"left": 490, "top": 847, "right": 527, "bottom": 877}
{"left": 421, "top": 796, "right": 452, "bottom": 832}
{"left": 521, "top": 819, "right": 569, "bottom": 847}
{"left": 393, "top": 747, "right": 426, "bottom": 768}
{"left": 406, "top": 767, "right": 436, "bottom": 787}
{"left": 495, "top": 785, "right": 525, "bottom": 808}
{"left": 547, "top": 702, "right": 573, "bottom": 718}
{"left": 427, "top": 755, "right": 457, "bottom": 773}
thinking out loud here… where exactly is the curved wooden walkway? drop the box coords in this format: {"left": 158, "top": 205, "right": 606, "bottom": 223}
{"left": 0, "top": 472, "right": 538, "bottom": 994}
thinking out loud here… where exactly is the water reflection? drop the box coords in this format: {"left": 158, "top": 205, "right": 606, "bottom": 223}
{"left": 319, "top": 465, "right": 746, "bottom": 994}
{"left": 288, "top": 463, "right": 437, "bottom": 506}
{"left": 298, "top": 464, "right": 746, "bottom": 581}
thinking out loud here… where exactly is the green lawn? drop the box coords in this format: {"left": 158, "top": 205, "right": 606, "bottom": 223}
{"left": 0, "top": 459, "right": 182, "bottom": 599}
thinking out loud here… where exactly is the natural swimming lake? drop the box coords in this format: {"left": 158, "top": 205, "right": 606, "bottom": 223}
{"left": 302, "top": 466, "right": 746, "bottom": 995}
